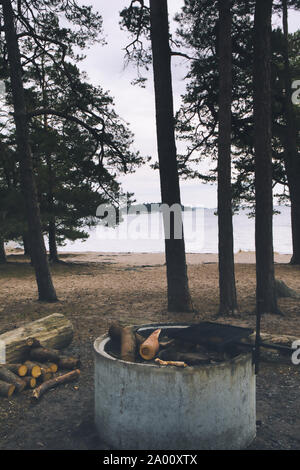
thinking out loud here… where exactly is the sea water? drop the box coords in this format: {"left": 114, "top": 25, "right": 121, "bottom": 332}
{"left": 61, "top": 206, "right": 292, "bottom": 254}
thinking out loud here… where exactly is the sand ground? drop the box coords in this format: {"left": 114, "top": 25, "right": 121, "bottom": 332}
{"left": 0, "top": 251, "right": 299, "bottom": 450}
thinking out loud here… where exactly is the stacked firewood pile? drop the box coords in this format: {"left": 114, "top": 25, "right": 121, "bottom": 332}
{"left": 0, "top": 337, "right": 80, "bottom": 400}
{"left": 108, "top": 322, "right": 231, "bottom": 367}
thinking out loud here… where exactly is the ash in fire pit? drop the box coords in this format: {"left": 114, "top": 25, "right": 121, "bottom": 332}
{"left": 94, "top": 322, "right": 256, "bottom": 450}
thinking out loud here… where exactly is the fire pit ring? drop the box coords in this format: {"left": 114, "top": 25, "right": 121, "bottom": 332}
{"left": 94, "top": 323, "right": 256, "bottom": 450}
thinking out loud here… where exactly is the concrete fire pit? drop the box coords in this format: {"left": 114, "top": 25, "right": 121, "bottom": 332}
{"left": 94, "top": 323, "right": 256, "bottom": 450}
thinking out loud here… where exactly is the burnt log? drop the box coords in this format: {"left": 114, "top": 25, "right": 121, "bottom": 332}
{"left": 158, "top": 348, "right": 211, "bottom": 365}
{"left": 121, "top": 326, "right": 137, "bottom": 362}
{"left": 109, "top": 322, "right": 144, "bottom": 347}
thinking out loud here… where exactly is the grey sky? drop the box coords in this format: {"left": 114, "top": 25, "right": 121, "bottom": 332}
{"left": 78, "top": 1, "right": 299, "bottom": 208}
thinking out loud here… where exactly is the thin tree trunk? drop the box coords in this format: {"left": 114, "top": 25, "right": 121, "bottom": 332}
{"left": 149, "top": 0, "right": 192, "bottom": 312}
{"left": 0, "top": 237, "right": 7, "bottom": 264}
{"left": 282, "top": 0, "right": 300, "bottom": 265}
{"left": 40, "top": 60, "right": 60, "bottom": 265}
{"left": 2, "top": 0, "right": 57, "bottom": 301}
{"left": 46, "top": 156, "right": 60, "bottom": 263}
{"left": 253, "top": 0, "right": 280, "bottom": 315}
{"left": 217, "top": 0, "right": 238, "bottom": 316}
{"left": 45, "top": 127, "right": 59, "bottom": 264}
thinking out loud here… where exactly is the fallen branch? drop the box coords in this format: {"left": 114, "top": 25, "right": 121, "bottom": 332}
{"left": 155, "top": 358, "right": 187, "bottom": 368}
{"left": 32, "top": 369, "right": 80, "bottom": 401}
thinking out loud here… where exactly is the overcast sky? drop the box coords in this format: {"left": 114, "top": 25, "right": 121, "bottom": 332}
{"left": 77, "top": 1, "right": 300, "bottom": 208}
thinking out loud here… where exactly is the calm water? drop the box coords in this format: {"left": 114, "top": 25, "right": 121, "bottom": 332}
{"left": 62, "top": 206, "right": 292, "bottom": 254}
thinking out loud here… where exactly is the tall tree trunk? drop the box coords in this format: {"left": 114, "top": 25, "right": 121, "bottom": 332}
{"left": 2, "top": 0, "right": 57, "bottom": 301}
{"left": 0, "top": 237, "right": 7, "bottom": 264}
{"left": 217, "top": 0, "right": 238, "bottom": 316}
{"left": 253, "top": 0, "right": 280, "bottom": 314}
{"left": 48, "top": 219, "right": 59, "bottom": 263}
{"left": 282, "top": 0, "right": 300, "bottom": 265}
{"left": 23, "top": 232, "right": 30, "bottom": 256}
{"left": 23, "top": 232, "right": 33, "bottom": 266}
{"left": 149, "top": 0, "right": 192, "bottom": 312}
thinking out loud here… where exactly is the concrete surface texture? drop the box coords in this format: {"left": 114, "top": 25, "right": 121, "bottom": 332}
{"left": 94, "top": 325, "right": 256, "bottom": 450}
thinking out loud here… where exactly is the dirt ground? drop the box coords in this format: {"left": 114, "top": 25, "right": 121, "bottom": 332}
{"left": 0, "top": 251, "right": 299, "bottom": 450}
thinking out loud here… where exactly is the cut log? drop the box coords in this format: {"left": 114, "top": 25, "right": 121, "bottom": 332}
{"left": 29, "top": 343, "right": 80, "bottom": 370}
{"left": 29, "top": 347, "right": 60, "bottom": 363}
{"left": 121, "top": 326, "right": 137, "bottom": 362}
{"left": 0, "top": 314, "right": 73, "bottom": 364}
{"left": 5, "top": 364, "right": 28, "bottom": 377}
{"left": 58, "top": 357, "right": 81, "bottom": 370}
{"left": 0, "top": 366, "right": 26, "bottom": 392}
{"left": 139, "top": 329, "right": 161, "bottom": 360}
{"left": 35, "top": 363, "right": 52, "bottom": 374}
{"left": 46, "top": 363, "right": 58, "bottom": 374}
{"left": 0, "top": 379, "right": 15, "bottom": 397}
{"left": 24, "top": 361, "right": 42, "bottom": 378}
{"left": 108, "top": 321, "right": 123, "bottom": 343}
{"left": 32, "top": 369, "right": 80, "bottom": 401}
{"left": 109, "top": 321, "right": 144, "bottom": 349}
{"left": 23, "top": 376, "right": 36, "bottom": 389}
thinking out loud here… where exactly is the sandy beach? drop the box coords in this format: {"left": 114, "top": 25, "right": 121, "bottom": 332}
{"left": 58, "top": 250, "right": 292, "bottom": 266}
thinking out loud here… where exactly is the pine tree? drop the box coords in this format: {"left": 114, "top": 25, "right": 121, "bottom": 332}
{"left": 217, "top": 0, "right": 238, "bottom": 315}
{"left": 253, "top": 0, "right": 281, "bottom": 315}
{"left": 149, "top": 0, "right": 192, "bottom": 312}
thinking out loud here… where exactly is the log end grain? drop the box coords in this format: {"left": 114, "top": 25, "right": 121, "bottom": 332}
{"left": 0, "top": 380, "right": 15, "bottom": 398}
